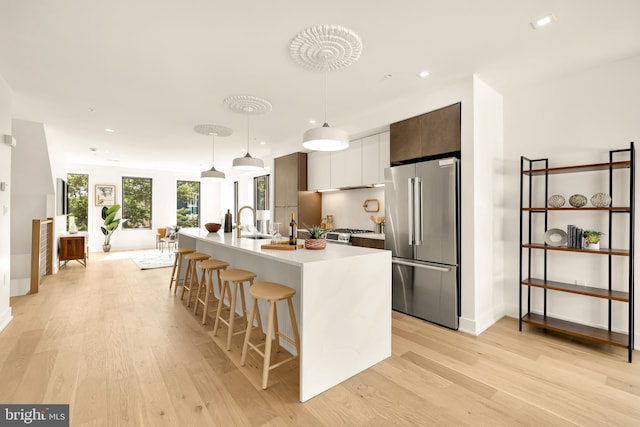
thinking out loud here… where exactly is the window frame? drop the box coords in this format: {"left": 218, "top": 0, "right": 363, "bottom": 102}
{"left": 253, "top": 174, "right": 270, "bottom": 211}
{"left": 176, "top": 180, "right": 201, "bottom": 227}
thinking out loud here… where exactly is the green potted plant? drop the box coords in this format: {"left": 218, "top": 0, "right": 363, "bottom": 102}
{"left": 303, "top": 224, "right": 328, "bottom": 250}
{"left": 101, "top": 204, "right": 125, "bottom": 252}
{"left": 583, "top": 229, "right": 604, "bottom": 250}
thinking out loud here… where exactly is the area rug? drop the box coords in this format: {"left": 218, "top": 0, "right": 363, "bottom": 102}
{"left": 132, "top": 250, "right": 175, "bottom": 270}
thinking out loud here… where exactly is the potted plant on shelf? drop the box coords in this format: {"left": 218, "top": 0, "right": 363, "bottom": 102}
{"left": 303, "top": 225, "right": 328, "bottom": 250}
{"left": 583, "top": 229, "right": 604, "bottom": 250}
{"left": 101, "top": 204, "right": 125, "bottom": 252}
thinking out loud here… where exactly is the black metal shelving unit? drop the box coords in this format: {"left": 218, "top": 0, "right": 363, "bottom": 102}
{"left": 519, "top": 142, "right": 635, "bottom": 362}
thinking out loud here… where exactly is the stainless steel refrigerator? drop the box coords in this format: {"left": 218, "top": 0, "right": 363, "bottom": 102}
{"left": 384, "top": 157, "right": 460, "bottom": 329}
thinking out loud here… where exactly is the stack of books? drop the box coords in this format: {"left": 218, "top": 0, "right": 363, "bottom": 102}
{"left": 567, "top": 225, "right": 584, "bottom": 248}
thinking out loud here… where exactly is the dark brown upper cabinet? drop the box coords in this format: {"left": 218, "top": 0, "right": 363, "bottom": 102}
{"left": 390, "top": 102, "right": 461, "bottom": 165}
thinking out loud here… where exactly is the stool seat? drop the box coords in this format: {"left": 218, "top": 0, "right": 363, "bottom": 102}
{"left": 184, "top": 252, "right": 211, "bottom": 262}
{"left": 219, "top": 269, "right": 256, "bottom": 282}
{"left": 250, "top": 281, "right": 296, "bottom": 301}
{"left": 169, "top": 247, "right": 195, "bottom": 291}
{"left": 199, "top": 259, "right": 229, "bottom": 270}
{"left": 175, "top": 247, "right": 196, "bottom": 255}
{"left": 241, "top": 281, "right": 300, "bottom": 389}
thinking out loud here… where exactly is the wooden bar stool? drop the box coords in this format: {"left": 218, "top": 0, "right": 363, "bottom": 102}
{"left": 169, "top": 247, "right": 195, "bottom": 292}
{"left": 213, "top": 269, "right": 263, "bottom": 351}
{"left": 193, "top": 259, "right": 229, "bottom": 324}
{"left": 240, "top": 281, "right": 300, "bottom": 390}
{"left": 181, "top": 252, "right": 211, "bottom": 307}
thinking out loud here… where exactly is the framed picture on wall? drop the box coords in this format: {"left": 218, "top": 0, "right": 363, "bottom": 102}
{"left": 95, "top": 184, "right": 116, "bottom": 206}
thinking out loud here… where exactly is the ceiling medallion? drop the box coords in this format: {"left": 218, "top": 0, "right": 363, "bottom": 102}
{"left": 223, "top": 95, "right": 273, "bottom": 115}
{"left": 194, "top": 124, "right": 232, "bottom": 137}
{"left": 289, "top": 24, "right": 363, "bottom": 72}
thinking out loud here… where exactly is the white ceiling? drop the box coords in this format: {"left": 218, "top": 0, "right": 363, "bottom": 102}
{"left": 1, "top": 1, "right": 639, "bottom": 175}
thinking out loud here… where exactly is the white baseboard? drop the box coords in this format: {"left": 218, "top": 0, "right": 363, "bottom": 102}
{"left": 0, "top": 306, "right": 12, "bottom": 333}
{"left": 459, "top": 304, "right": 505, "bottom": 336}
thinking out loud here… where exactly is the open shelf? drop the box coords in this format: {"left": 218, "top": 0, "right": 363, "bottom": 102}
{"left": 520, "top": 143, "right": 634, "bottom": 362}
{"left": 522, "top": 243, "right": 629, "bottom": 256}
{"left": 521, "top": 313, "right": 628, "bottom": 348}
{"left": 522, "top": 278, "right": 629, "bottom": 302}
{"left": 522, "top": 206, "right": 630, "bottom": 212}
{"left": 523, "top": 160, "right": 630, "bottom": 176}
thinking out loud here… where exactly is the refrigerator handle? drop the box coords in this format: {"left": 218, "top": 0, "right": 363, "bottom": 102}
{"left": 415, "top": 177, "right": 423, "bottom": 246}
{"left": 407, "top": 177, "right": 414, "bottom": 245}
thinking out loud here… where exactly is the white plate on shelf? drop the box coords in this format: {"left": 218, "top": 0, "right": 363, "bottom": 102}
{"left": 544, "top": 228, "right": 568, "bottom": 247}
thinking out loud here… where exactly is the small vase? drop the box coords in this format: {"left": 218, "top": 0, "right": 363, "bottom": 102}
{"left": 586, "top": 241, "right": 600, "bottom": 250}
{"left": 69, "top": 223, "right": 78, "bottom": 234}
{"left": 304, "top": 238, "right": 326, "bottom": 250}
{"left": 103, "top": 244, "right": 112, "bottom": 252}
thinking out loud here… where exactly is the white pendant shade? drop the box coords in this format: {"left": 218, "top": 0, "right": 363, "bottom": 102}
{"left": 232, "top": 153, "right": 264, "bottom": 170}
{"left": 200, "top": 166, "right": 226, "bottom": 180}
{"left": 302, "top": 122, "right": 349, "bottom": 151}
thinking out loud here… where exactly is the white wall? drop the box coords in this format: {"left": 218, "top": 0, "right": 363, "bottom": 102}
{"left": 0, "top": 75, "right": 12, "bottom": 331}
{"left": 503, "top": 54, "right": 640, "bottom": 346}
{"left": 10, "top": 119, "right": 55, "bottom": 296}
{"left": 472, "top": 76, "right": 505, "bottom": 333}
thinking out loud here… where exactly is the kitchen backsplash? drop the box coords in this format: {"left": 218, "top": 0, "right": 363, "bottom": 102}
{"left": 321, "top": 187, "right": 385, "bottom": 231}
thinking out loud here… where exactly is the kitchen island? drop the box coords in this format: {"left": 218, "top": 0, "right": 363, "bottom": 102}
{"left": 178, "top": 228, "right": 391, "bottom": 402}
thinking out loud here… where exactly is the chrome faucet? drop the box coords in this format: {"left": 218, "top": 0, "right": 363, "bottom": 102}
{"left": 236, "top": 205, "right": 256, "bottom": 238}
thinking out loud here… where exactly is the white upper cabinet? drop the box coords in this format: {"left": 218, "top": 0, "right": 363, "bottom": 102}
{"left": 331, "top": 139, "right": 362, "bottom": 188}
{"left": 307, "top": 151, "right": 331, "bottom": 191}
{"left": 362, "top": 131, "right": 390, "bottom": 185}
{"left": 307, "top": 130, "right": 390, "bottom": 190}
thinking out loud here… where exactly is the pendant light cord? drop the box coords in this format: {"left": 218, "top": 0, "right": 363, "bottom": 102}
{"left": 211, "top": 134, "right": 215, "bottom": 164}
{"left": 246, "top": 115, "right": 251, "bottom": 153}
{"left": 323, "top": 56, "right": 328, "bottom": 124}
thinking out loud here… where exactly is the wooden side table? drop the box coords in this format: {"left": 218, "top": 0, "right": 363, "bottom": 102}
{"left": 59, "top": 234, "right": 88, "bottom": 268}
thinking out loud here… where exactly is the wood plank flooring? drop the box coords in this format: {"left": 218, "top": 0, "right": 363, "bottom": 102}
{"left": 1, "top": 250, "right": 639, "bottom": 426}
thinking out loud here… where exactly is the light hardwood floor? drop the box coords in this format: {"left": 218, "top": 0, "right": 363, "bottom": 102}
{"left": 1, "top": 250, "right": 639, "bottom": 426}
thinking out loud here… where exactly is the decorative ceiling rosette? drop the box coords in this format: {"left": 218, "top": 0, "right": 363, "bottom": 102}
{"left": 223, "top": 95, "right": 273, "bottom": 115}
{"left": 289, "top": 24, "right": 363, "bottom": 72}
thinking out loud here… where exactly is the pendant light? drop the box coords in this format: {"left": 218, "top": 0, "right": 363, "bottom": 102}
{"left": 195, "top": 124, "right": 232, "bottom": 180}
{"left": 289, "top": 24, "right": 363, "bottom": 152}
{"left": 232, "top": 114, "right": 264, "bottom": 170}
{"left": 223, "top": 94, "right": 272, "bottom": 171}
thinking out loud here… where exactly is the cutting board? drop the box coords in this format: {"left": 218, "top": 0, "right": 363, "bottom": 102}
{"left": 261, "top": 243, "right": 304, "bottom": 250}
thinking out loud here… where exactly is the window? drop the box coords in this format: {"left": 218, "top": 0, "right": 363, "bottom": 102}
{"left": 176, "top": 180, "right": 200, "bottom": 227}
{"left": 254, "top": 174, "right": 269, "bottom": 210}
{"left": 122, "top": 177, "right": 152, "bottom": 229}
{"left": 67, "top": 173, "right": 88, "bottom": 231}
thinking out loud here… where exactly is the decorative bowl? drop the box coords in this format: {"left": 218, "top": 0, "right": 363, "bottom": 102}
{"left": 205, "top": 223, "right": 221, "bottom": 233}
{"left": 548, "top": 194, "right": 565, "bottom": 208}
{"left": 304, "top": 238, "right": 327, "bottom": 250}
{"left": 568, "top": 194, "right": 587, "bottom": 208}
{"left": 591, "top": 192, "right": 612, "bottom": 207}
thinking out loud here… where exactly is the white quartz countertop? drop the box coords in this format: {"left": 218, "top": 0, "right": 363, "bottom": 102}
{"left": 179, "top": 228, "right": 386, "bottom": 267}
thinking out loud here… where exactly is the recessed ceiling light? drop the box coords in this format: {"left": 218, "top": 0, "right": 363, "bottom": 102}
{"left": 104, "top": 128, "right": 115, "bottom": 133}
{"left": 417, "top": 70, "right": 430, "bottom": 79}
{"left": 384, "top": 74, "right": 393, "bottom": 79}
{"left": 309, "top": 119, "right": 316, "bottom": 125}
{"left": 259, "top": 141, "right": 266, "bottom": 145}
{"left": 88, "top": 108, "right": 94, "bottom": 113}
{"left": 89, "top": 147, "right": 97, "bottom": 152}
{"left": 531, "top": 13, "right": 556, "bottom": 29}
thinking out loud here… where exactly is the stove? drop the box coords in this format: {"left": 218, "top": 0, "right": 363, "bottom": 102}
{"left": 325, "top": 228, "right": 373, "bottom": 244}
